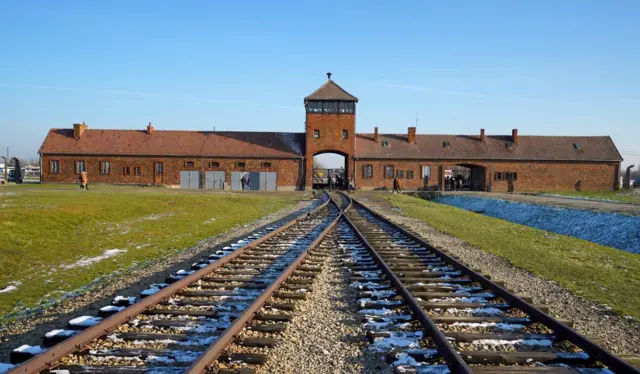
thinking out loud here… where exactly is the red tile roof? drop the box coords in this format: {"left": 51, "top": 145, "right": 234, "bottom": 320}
{"left": 304, "top": 79, "right": 358, "bottom": 102}
{"left": 39, "top": 129, "right": 305, "bottom": 158}
{"left": 355, "top": 133, "right": 622, "bottom": 162}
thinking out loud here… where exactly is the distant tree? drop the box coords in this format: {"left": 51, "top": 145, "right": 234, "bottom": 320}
{"left": 313, "top": 158, "right": 328, "bottom": 169}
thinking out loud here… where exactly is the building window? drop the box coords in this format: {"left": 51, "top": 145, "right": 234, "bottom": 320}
{"left": 323, "top": 102, "right": 338, "bottom": 113}
{"left": 262, "top": 162, "right": 272, "bottom": 168}
{"left": 210, "top": 161, "right": 220, "bottom": 168}
{"left": 313, "top": 129, "right": 320, "bottom": 138}
{"left": 342, "top": 130, "right": 348, "bottom": 139}
{"left": 382, "top": 140, "right": 389, "bottom": 147}
{"left": 384, "top": 165, "right": 395, "bottom": 179}
{"left": 397, "top": 170, "right": 404, "bottom": 179}
{"left": 236, "top": 161, "right": 246, "bottom": 168}
{"left": 512, "top": 172, "right": 518, "bottom": 181}
{"left": 185, "top": 161, "right": 195, "bottom": 168}
{"left": 443, "top": 141, "right": 451, "bottom": 149}
{"left": 363, "top": 165, "right": 373, "bottom": 179}
{"left": 407, "top": 170, "right": 414, "bottom": 179}
{"left": 495, "top": 172, "right": 503, "bottom": 181}
{"left": 573, "top": 143, "right": 583, "bottom": 150}
{"left": 307, "top": 101, "right": 323, "bottom": 113}
{"left": 155, "top": 163, "right": 163, "bottom": 175}
{"left": 100, "top": 161, "right": 110, "bottom": 175}
{"left": 50, "top": 160, "right": 60, "bottom": 174}
{"left": 75, "top": 160, "right": 86, "bottom": 174}
{"left": 123, "top": 166, "right": 131, "bottom": 175}
{"left": 422, "top": 166, "right": 431, "bottom": 179}
{"left": 134, "top": 167, "right": 142, "bottom": 176}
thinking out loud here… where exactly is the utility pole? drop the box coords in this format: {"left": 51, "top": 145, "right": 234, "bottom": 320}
{"left": 3, "top": 147, "right": 8, "bottom": 183}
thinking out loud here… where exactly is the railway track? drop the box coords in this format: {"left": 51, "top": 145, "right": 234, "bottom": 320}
{"left": 333, "top": 192, "right": 638, "bottom": 374}
{"left": 7, "top": 193, "right": 341, "bottom": 374}
{"left": 5, "top": 190, "right": 637, "bottom": 373}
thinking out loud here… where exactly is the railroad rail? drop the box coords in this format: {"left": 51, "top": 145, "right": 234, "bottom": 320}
{"left": 8, "top": 193, "right": 342, "bottom": 374}
{"left": 335, "top": 192, "right": 638, "bottom": 374}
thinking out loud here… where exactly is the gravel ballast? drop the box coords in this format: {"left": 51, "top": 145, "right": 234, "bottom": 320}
{"left": 0, "top": 198, "right": 315, "bottom": 363}
{"left": 258, "top": 233, "right": 386, "bottom": 374}
{"left": 356, "top": 193, "right": 640, "bottom": 356}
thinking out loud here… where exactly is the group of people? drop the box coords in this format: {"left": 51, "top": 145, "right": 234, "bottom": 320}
{"left": 328, "top": 174, "right": 355, "bottom": 193}
{"left": 445, "top": 175, "right": 468, "bottom": 191}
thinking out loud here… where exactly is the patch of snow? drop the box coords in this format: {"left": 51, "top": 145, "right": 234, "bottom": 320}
{"left": 60, "top": 249, "right": 127, "bottom": 269}
{"left": 450, "top": 322, "right": 525, "bottom": 331}
{"left": 472, "top": 307, "right": 504, "bottom": 316}
{"left": 358, "top": 298, "right": 402, "bottom": 308}
{"left": 45, "top": 329, "right": 77, "bottom": 338}
{"left": 471, "top": 338, "right": 553, "bottom": 347}
{"left": 371, "top": 331, "right": 424, "bottom": 350}
{"left": 69, "top": 316, "right": 102, "bottom": 327}
{"left": 0, "top": 285, "right": 17, "bottom": 293}
{"left": 0, "top": 364, "right": 15, "bottom": 374}
{"left": 113, "top": 296, "right": 136, "bottom": 305}
{"left": 100, "top": 305, "right": 125, "bottom": 313}
{"left": 146, "top": 355, "right": 175, "bottom": 364}
{"left": 359, "top": 308, "right": 396, "bottom": 315}
{"left": 14, "top": 345, "right": 45, "bottom": 354}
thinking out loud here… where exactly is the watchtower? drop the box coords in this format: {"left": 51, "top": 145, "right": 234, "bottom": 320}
{"left": 304, "top": 73, "right": 358, "bottom": 187}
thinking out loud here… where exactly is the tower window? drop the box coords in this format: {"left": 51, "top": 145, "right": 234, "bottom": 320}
{"left": 342, "top": 130, "right": 348, "bottom": 139}
{"left": 313, "top": 130, "right": 320, "bottom": 138}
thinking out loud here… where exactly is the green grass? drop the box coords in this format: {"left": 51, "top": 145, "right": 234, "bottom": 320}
{"left": 382, "top": 194, "right": 640, "bottom": 319}
{"left": 0, "top": 185, "right": 306, "bottom": 318}
{"left": 540, "top": 190, "right": 640, "bottom": 204}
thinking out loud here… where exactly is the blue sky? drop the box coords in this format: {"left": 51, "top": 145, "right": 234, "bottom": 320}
{"left": 0, "top": 0, "right": 638, "bottom": 168}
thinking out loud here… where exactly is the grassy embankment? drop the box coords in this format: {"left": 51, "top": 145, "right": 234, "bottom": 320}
{"left": 0, "top": 184, "right": 306, "bottom": 318}
{"left": 541, "top": 190, "right": 640, "bottom": 204}
{"left": 383, "top": 194, "right": 640, "bottom": 319}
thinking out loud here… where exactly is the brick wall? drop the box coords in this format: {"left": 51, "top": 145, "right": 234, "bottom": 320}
{"left": 354, "top": 159, "right": 619, "bottom": 192}
{"left": 41, "top": 155, "right": 303, "bottom": 190}
{"left": 305, "top": 112, "right": 356, "bottom": 185}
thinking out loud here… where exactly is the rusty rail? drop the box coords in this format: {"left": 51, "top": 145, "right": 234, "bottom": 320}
{"left": 9, "top": 196, "right": 331, "bottom": 374}
{"left": 338, "top": 193, "right": 473, "bottom": 374}
{"left": 347, "top": 194, "right": 639, "bottom": 374}
{"left": 185, "top": 200, "right": 342, "bottom": 373}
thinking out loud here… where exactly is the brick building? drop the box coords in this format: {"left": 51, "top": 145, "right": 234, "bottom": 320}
{"left": 39, "top": 74, "right": 623, "bottom": 192}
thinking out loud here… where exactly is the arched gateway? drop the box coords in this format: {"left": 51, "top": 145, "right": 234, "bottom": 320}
{"left": 304, "top": 72, "right": 358, "bottom": 188}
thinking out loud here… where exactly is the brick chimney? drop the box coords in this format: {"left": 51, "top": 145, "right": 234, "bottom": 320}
{"left": 512, "top": 128, "right": 519, "bottom": 145}
{"left": 408, "top": 127, "right": 416, "bottom": 143}
{"left": 480, "top": 128, "right": 486, "bottom": 142}
{"left": 147, "top": 122, "right": 154, "bottom": 134}
{"left": 73, "top": 122, "right": 88, "bottom": 139}
{"left": 374, "top": 127, "right": 379, "bottom": 142}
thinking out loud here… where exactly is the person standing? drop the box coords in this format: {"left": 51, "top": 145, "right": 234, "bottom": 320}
{"left": 80, "top": 171, "right": 89, "bottom": 190}
{"left": 241, "top": 172, "right": 250, "bottom": 191}
{"left": 392, "top": 176, "right": 401, "bottom": 194}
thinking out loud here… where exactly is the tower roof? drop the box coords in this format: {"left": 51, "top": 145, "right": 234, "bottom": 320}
{"left": 304, "top": 73, "right": 358, "bottom": 102}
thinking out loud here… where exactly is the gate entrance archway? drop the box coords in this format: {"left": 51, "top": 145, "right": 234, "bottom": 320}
{"left": 312, "top": 150, "right": 348, "bottom": 189}
{"left": 443, "top": 163, "right": 486, "bottom": 191}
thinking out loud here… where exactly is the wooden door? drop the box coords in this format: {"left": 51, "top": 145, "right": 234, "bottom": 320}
{"left": 154, "top": 162, "right": 163, "bottom": 184}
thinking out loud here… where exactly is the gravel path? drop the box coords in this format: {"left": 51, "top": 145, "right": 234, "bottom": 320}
{"left": 258, "top": 231, "right": 386, "bottom": 374}
{"left": 0, "top": 198, "right": 315, "bottom": 363}
{"left": 356, "top": 192, "right": 640, "bottom": 356}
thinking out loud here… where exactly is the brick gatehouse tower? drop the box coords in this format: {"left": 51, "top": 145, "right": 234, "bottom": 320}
{"left": 303, "top": 72, "right": 358, "bottom": 187}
